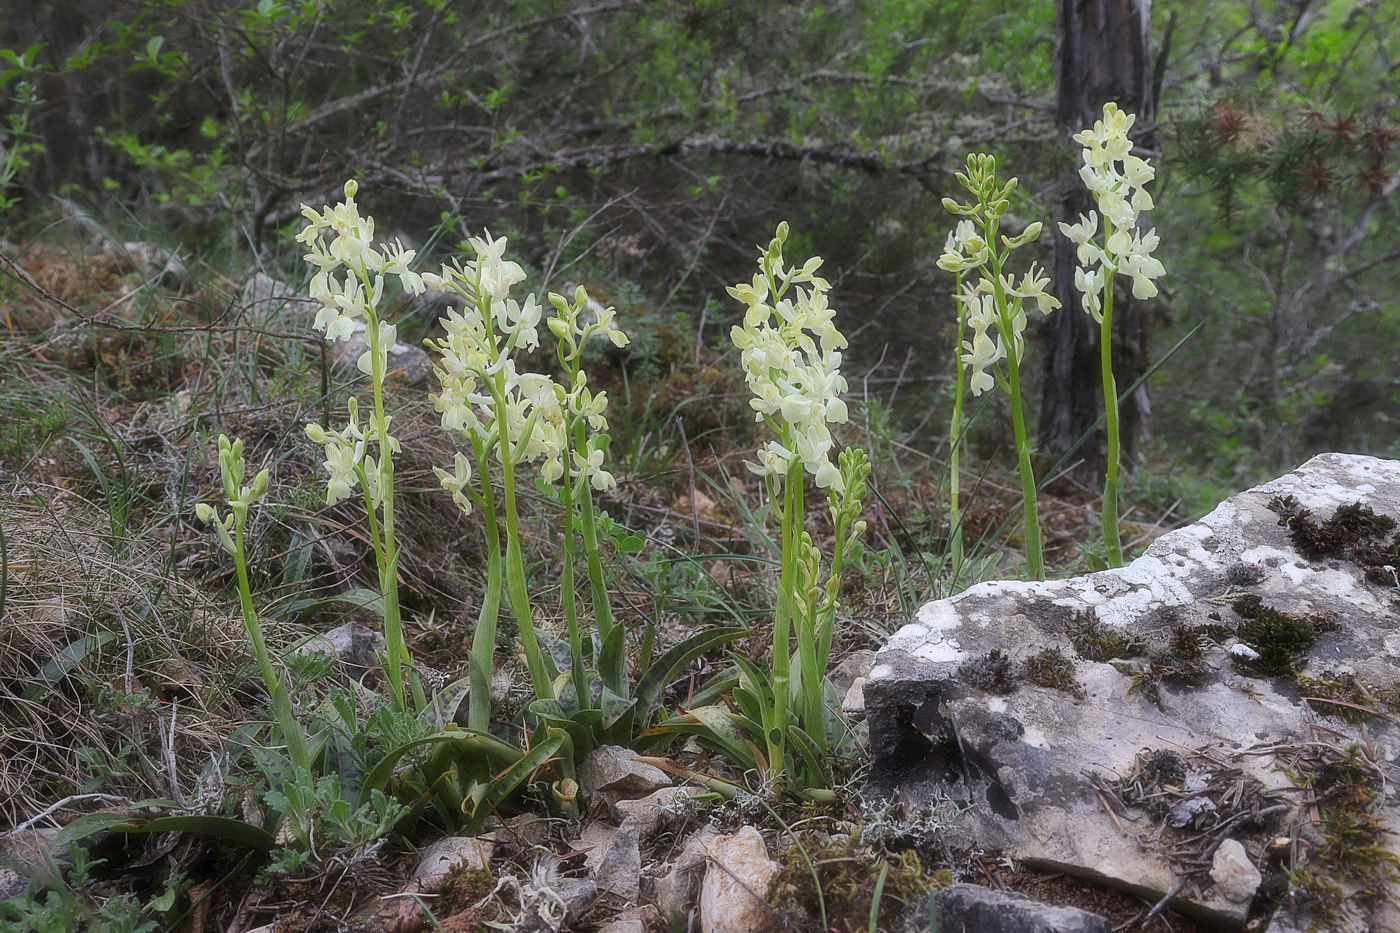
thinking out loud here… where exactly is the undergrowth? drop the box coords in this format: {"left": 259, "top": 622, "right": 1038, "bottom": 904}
{"left": 0, "top": 201, "right": 1191, "bottom": 930}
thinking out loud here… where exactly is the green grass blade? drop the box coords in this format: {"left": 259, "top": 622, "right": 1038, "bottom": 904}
{"left": 870, "top": 861, "right": 890, "bottom": 933}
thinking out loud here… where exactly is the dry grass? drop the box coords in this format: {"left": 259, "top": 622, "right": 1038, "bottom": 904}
{"left": 0, "top": 209, "right": 1157, "bottom": 931}
{"left": 0, "top": 496, "right": 242, "bottom": 824}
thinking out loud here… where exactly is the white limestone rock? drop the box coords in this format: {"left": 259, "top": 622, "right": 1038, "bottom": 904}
{"left": 413, "top": 835, "right": 494, "bottom": 877}
{"left": 1209, "top": 839, "right": 1261, "bottom": 904}
{"left": 578, "top": 746, "right": 672, "bottom": 798}
{"left": 866, "top": 453, "right": 1400, "bottom": 930}
{"left": 699, "top": 826, "right": 780, "bottom": 933}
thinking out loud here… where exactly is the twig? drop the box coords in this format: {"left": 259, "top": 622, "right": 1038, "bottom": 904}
{"left": 676, "top": 416, "right": 700, "bottom": 546}
{"left": 1140, "top": 876, "right": 1189, "bottom": 928}
{"left": 1094, "top": 787, "right": 1128, "bottom": 835}
{"left": 6, "top": 794, "right": 131, "bottom": 835}
{"left": 162, "top": 696, "right": 187, "bottom": 808}
{"left": 1141, "top": 803, "right": 1290, "bottom": 928}
{"left": 0, "top": 249, "right": 83, "bottom": 318}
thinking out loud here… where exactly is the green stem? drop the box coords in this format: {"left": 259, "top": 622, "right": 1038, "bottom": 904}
{"left": 559, "top": 462, "right": 591, "bottom": 715}
{"left": 949, "top": 272, "right": 966, "bottom": 578}
{"left": 500, "top": 422, "right": 555, "bottom": 701}
{"left": 985, "top": 215, "right": 1041, "bottom": 582}
{"left": 468, "top": 442, "right": 502, "bottom": 733}
{"left": 1100, "top": 246, "right": 1124, "bottom": 569}
{"left": 234, "top": 521, "right": 310, "bottom": 774}
{"left": 988, "top": 242, "right": 1044, "bottom": 581}
{"left": 798, "top": 591, "right": 824, "bottom": 758}
{"left": 1005, "top": 356, "right": 1044, "bottom": 580}
{"left": 356, "top": 284, "right": 408, "bottom": 714}
{"left": 767, "top": 457, "right": 802, "bottom": 780}
{"left": 578, "top": 482, "right": 620, "bottom": 692}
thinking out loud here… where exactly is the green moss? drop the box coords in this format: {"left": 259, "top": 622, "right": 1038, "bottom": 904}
{"left": 957, "top": 649, "right": 1019, "bottom": 695}
{"left": 1288, "top": 743, "right": 1400, "bottom": 931}
{"left": 1294, "top": 673, "right": 1398, "bottom": 725}
{"left": 1139, "top": 748, "right": 1187, "bottom": 786}
{"left": 1065, "top": 610, "right": 1144, "bottom": 662}
{"left": 1116, "top": 661, "right": 1164, "bottom": 707}
{"left": 1267, "top": 496, "right": 1400, "bottom": 586}
{"left": 1237, "top": 605, "right": 1319, "bottom": 676}
{"left": 768, "top": 841, "right": 945, "bottom": 930}
{"left": 1168, "top": 624, "right": 1207, "bottom": 660}
{"left": 1022, "top": 647, "right": 1082, "bottom": 697}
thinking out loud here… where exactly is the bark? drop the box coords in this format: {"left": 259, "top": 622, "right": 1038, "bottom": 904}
{"left": 1041, "top": 0, "right": 1157, "bottom": 483}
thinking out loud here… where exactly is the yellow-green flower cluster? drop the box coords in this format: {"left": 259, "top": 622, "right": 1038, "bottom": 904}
{"left": 729, "top": 223, "right": 850, "bottom": 492}
{"left": 938, "top": 174, "right": 1058, "bottom": 397}
{"left": 195, "top": 434, "right": 270, "bottom": 552}
{"left": 424, "top": 237, "right": 629, "bottom": 510}
{"left": 298, "top": 181, "right": 420, "bottom": 505}
{"left": 1058, "top": 103, "right": 1165, "bottom": 317}
{"left": 297, "top": 180, "right": 425, "bottom": 347}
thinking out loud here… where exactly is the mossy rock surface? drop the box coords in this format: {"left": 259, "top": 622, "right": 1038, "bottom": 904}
{"left": 867, "top": 453, "right": 1400, "bottom": 932}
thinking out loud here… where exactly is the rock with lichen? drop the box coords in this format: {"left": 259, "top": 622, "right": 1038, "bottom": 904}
{"left": 866, "top": 452, "right": 1400, "bottom": 931}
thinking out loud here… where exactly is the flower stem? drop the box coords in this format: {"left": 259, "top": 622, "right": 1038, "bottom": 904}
{"left": 768, "top": 457, "right": 803, "bottom": 780}
{"left": 558, "top": 464, "right": 592, "bottom": 721}
{"left": 467, "top": 441, "right": 502, "bottom": 733}
{"left": 365, "top": 305, "right": 408, "bottom": 714}
{"left": 577, "top": 482, "right": 620, "bottom": 691}
{"left": 988, "top": 225, "right": 1044, "bottom": 581}
{"left": 1100, "top": 266, "right": 1124, "bottom": 568}
{"left": 233, "top": 521, "right": 310, "bottom": 774}
{"left": 499, "top": 415, "right": 555, "bottom": 701}
{"left": 1004, "top": 353, "right": 1044, "bottom": 581}
{"left": 949, "top": 271, "right": 966, "bottom": 580}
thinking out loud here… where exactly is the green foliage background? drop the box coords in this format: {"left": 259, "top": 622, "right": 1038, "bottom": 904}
{"left": 1, "top": 0, "right": 1397, "bottom": 498}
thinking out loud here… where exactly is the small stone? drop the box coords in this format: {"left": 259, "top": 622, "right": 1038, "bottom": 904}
{"left": 1230, "top": 643, "right": 1262, "bottom": 661}
{"left": 554, "top": 877, "right": 598, "bottom": 916}
{"left": 1210, "top": 839, "right": 1262, "bottom": 904}
{"left": 842, "top": 676, "right": 867, "bottom": 714}
{"left": 595, "top": 818, "right": 642, "bottom": 902}
{"left": 578, "top": 746, "right": 672, "bottom": 798}
{"left": 291, "top": 621, "right": 385, "bottom": 677}
{"left": 700, "top": 826, "right": 781, "bottom": 933}
{"left": 121, "top": 241, "right": 189, "bottom": 288}
{"left": 598, "top": 905, "right": 660, "bottom": 933}
{"left": 241, "top": 272, "right": 301, "bottom": 323}
{"left": 0, "top": 867, "right": 26, "bottom": 901}
{"left": 332, "top": 319, "right": 433, "bottom": 386}
{"left": 0, "top": 828, "right": 64, "bottom": 875}
{"left": 413, "top": 836, "right": 494, "bottom": 878}
{"left": 935, "top": 884, "right": 1110, "bottom": 933}
{"left": 831, "top": 649, "right": 875, "bottom": 698}
{"left": 657, "top": 825, "right": 719, "bottom": 922}
{"left": 613, "top": 786, "right": 692, "bottom": 834}
{"left": 577, "top": 821, "right": 619, "bottom": 874}
{"left": 1168, "top": 796, "right": 1217, "bottom": 829}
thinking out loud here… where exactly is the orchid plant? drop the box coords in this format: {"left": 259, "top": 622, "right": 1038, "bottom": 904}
{"left": 943, "top": 221, "right": 974, "bottom": 576}
{"left": 652, "top": 225, "right": 869, "bottom": 796}
{"left": 939, "top": 155, "right": 1059, "bottom": 580}
{"left": 196, "top": 435, "right": 311, "bottom": 777}
{"left": 300, "top": 179, "right": 427, "bottom": 714}
{"left": 423, "top": 231, "right": 745, "bottom": 761}
{"left": 294, "top": 183, "right": 568, "bottom": 830}
{"left": 1059, "top": 103, "right": 1164, "bottom": 568}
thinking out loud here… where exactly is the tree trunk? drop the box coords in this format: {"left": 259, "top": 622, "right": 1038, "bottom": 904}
{"left": 1040, "top": 0, "right": 1156, "bottom": 485}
